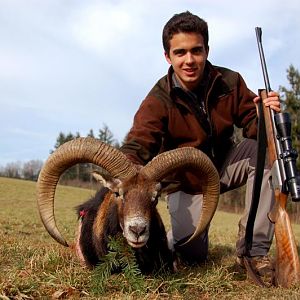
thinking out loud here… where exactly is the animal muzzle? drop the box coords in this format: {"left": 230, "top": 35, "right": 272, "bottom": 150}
{"left": 123, "top": 217, "right": 150, "bottom": 248}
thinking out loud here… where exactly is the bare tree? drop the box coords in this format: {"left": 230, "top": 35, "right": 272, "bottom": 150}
{"left": 22, "top": 160, "right": 43, "bottom": 181}
{"left": 4, "top": 161, "right": 22, "bottom": 178}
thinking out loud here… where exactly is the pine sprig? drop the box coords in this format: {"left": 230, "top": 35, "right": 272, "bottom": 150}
{"left": 90, "top": 250, "right": 119, "bottom": 294}
{"left": 90, "top": 234, "right": 146, "bottom": 295}
{"left": 119, "top": 247, "right": 145, "bottom": 292}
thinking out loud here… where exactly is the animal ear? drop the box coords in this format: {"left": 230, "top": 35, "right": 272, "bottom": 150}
{"left": 151, "top": 183, "right": 162, "bottom": 201}
{"left": 155, "top": 183, "right": 162, "bottom": 193}
{"left": 92, "top": 171, "right": 122, "bottom": 192}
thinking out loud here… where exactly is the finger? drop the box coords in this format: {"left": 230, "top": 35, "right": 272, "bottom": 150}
{"left": 270, "top": 105, "right": 281, "bottom": 112}
{"left": 267, "top": 91, "right": 279, "bottom": 97}
{"left": 253, "top": 96, "right": 260, "bottom": 103}
{"left": 263, "top": 101, "right": 281, "bottom": 112}
{"left": 263, "top": 94, "right": 280, "bottom": 102}
{"left": 263, "top": 98, "right": 280, "bottom": 106}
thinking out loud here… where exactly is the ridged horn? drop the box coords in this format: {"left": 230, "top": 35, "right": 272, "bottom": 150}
{"left": 37, "top": 137, "right": 138, "bottom": 247}
{"left": 140, "top": 147, "right": 220, "bottom": 243}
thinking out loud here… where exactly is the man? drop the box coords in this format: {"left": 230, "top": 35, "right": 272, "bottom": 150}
{"left": 120, "top": 11, "right": 280, "bottom": 273}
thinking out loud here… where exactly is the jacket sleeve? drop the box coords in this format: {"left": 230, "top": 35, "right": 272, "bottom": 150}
{"left": 235, "top": 73, "right": 258, "bottom": 139}
{"left": 120, "top": 95, "right": 168, "bottom": 165}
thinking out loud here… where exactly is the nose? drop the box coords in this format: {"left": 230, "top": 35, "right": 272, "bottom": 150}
{"left": 186, "top": 52, "right": 195, "bottom": 64}
{"left": 129, "top": 224, "right": 146, "bottom": 238}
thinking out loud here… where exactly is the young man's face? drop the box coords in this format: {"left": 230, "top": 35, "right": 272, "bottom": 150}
{"left": 165, "top": 32, "right": 208, "bottom": 91}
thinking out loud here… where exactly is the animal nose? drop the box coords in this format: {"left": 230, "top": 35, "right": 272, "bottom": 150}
{"left": 129, "top": 224, "right": 146, "bottom": 238}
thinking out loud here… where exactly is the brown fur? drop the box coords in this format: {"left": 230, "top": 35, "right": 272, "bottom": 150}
{"left": 76, "top": 175, "right": 173, "bottom": 273}
{"left": 92, "top": 193, "right": 118, "bottom": 255}
{"left": 120, "top": 174, "right": 157, "bottom": 223}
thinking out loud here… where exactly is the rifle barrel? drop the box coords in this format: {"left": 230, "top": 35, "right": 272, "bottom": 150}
{"left": 255, "top": 27, "right": 272, "bottom": 94}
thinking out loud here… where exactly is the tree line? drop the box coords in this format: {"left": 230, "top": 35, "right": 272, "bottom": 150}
{"left": 0, "top": 159, "right": 43, "bottom": 181}
{"left": 0, "top": 124, "right": 119, "bottom": 184}
{"left": 50, "top": 124, "right": 120, "bottom": 185}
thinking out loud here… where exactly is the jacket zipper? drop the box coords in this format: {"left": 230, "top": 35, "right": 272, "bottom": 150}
{"left": 203, "top": 73, "right": 221, "bottom": 159}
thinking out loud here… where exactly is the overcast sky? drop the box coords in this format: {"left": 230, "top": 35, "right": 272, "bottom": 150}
{"left": 0, "top": 0, "right": 299, "bottom": 166}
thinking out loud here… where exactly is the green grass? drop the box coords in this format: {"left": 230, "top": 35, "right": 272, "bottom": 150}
{"left": 0, "top": 177, "right": 300, "bottom": 299}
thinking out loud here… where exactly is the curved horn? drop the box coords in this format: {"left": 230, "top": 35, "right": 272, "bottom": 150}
{"left": 37, "top": 137, "right": 138, "bottom": 247}
{"left": 140, "top": 147, "right": 219, "bottom": 243}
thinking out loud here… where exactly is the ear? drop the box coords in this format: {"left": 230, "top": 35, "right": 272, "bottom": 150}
{"left": 154, "top": 183, "right": 162, "bottom": 193}
{"left": 164, "top": 51, "right": 172, "bottom": 65}
{"left": 92, "top": 171, "right": 122, "bottom": 192}
{"left": 151, "top": 183, "right": 162, "bottom": 203}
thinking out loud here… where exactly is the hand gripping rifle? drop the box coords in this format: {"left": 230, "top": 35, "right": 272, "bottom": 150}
{"left": 256, "top": 27, "right": 300, "bottom": 287}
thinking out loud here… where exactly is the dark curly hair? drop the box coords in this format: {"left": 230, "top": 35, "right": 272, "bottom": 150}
{"left": 162, "top": 11, "right": 209, "bottom": 55}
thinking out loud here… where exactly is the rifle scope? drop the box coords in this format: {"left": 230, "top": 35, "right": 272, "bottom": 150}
{"left": 275, "top": 113, "right": 300, "bottom": 201}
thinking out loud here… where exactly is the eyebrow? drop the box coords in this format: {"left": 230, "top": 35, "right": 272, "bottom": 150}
{"left": 172, "top": 48, "right": 186, "bottom": 55}
{"left": 172, "top": 46, "right": 204, "bottom": 55}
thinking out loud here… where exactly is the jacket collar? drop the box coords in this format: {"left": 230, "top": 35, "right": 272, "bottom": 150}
{"left": 168, "top": 61, "right": 221, "bottom": 99}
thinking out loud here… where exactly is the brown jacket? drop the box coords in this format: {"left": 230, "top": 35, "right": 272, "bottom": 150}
{"left": 121, "top": 61, "right": 257, "bottom": 194}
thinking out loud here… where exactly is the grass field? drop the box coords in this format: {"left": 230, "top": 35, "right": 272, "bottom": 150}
{"left": 0, "top": 177, "right": 300, "bottom": 299}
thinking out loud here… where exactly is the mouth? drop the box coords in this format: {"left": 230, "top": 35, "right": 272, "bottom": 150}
{"left": 128, "top": 240, "right": 146, "bottom": 248}
{"left": 183, "top": 68, "right": 197, "bottom": 76}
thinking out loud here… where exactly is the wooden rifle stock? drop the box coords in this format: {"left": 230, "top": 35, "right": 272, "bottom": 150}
{"left": 260, "top": 89, "right": 300, "bottom": 287}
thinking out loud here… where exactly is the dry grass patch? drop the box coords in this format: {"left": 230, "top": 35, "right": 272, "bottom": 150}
{"left": 0, "top": 177, "right": 300, "bottom": 299}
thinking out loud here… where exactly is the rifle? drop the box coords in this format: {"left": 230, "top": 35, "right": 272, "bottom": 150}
{"left": 256, "top": 27, "right": 300, "bottom": 287}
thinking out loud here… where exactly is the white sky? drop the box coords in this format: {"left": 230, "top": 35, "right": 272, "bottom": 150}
{"left": 0, "top": 0, "right": 299, "bottom": 165}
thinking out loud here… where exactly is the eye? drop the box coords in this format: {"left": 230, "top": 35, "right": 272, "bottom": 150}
{"left": 191, "top": 47, "right": 203, "bottom": 55}
{"left": 173, "top": 49, "right": 186, "bottom": 57}
{"left": 114, "top": 188, "right": 124, "bottom": 199}
{"left": 117, "top": 189, "right": 126, "bottom": 204}
{"left": 114, "top": 192, "right": 125, "bottom": 204}
{"left": 113, "top": 188, "right": 124, "bottom": 197}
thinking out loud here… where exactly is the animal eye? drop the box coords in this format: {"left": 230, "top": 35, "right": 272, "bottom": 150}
{"left": 114, "top": 188, "right": 124, "bottom": 198}
{"left": 114, "top": 192, "right": 125, "bottom": 204}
